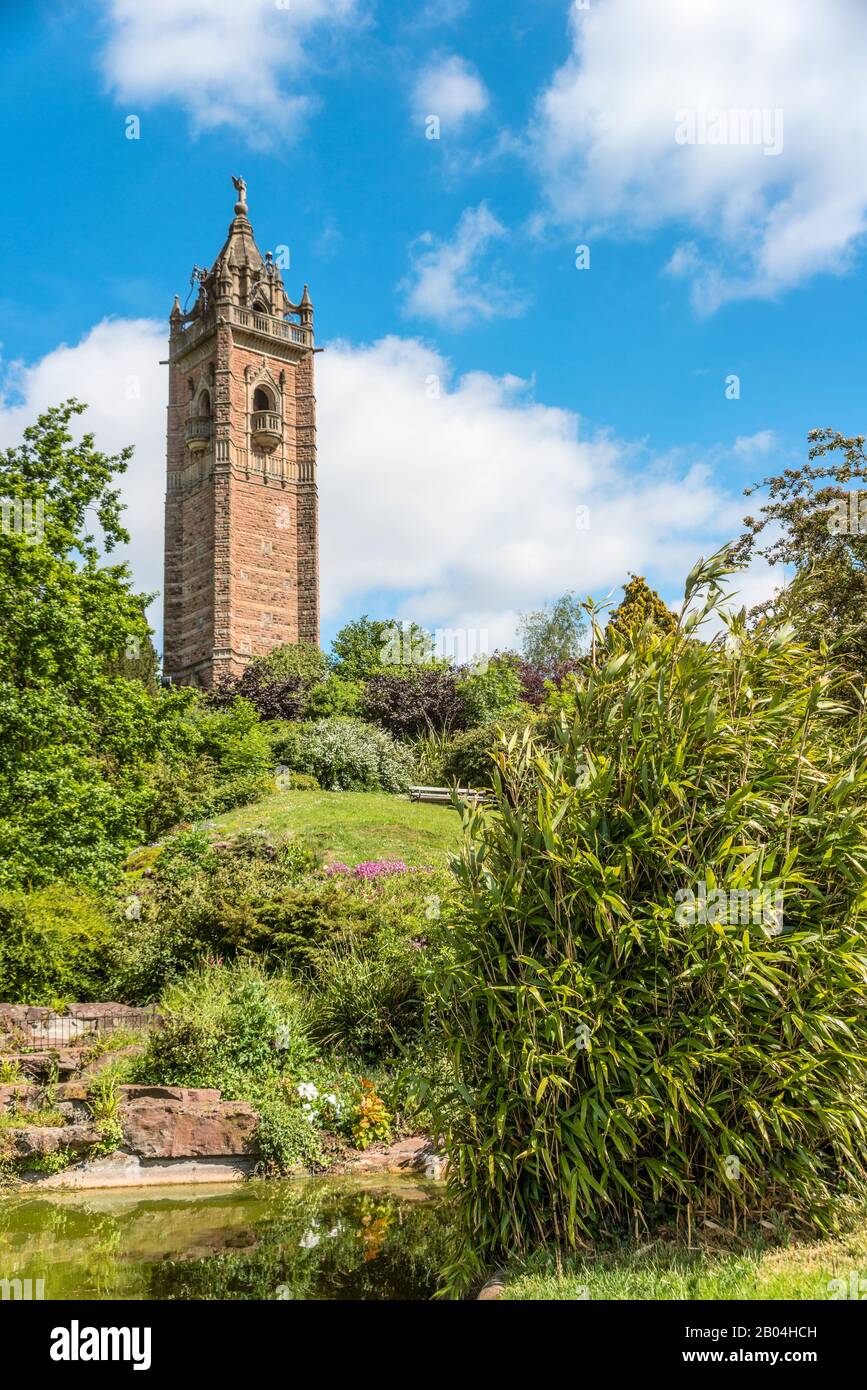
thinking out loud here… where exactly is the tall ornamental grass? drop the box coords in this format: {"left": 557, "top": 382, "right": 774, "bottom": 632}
{"left": 435, "top": 554, "right": 867, "bottom": 1291}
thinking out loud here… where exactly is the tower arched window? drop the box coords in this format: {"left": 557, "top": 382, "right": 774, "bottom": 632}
{"left": 197, "top": 389, "right": 212, "bottom": 418}
{"left": 253, "top": 386, "right": 273, "bottom": 413}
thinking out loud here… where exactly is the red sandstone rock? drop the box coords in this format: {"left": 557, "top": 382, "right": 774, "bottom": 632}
{"left": 0, "top": 1083, "right": 39, "bottom": 1111}
{"left": 1, "top": 1051, "right": 80, "bottom": 1079}
{"left": 9, "top": 1122, "right": 101, "bottom": 1158}
{"left": 65, "top": 1003, "right": 132, "bottom": 1018}
{"left": 0, "top": 1005, "right": 30, "bottom": 1024}
{"left": 119, "top": 1085, "right": 222, "bottom": 1104}
{"left": 336, "top": 1136, "right": 444, "bottom": 1176}
{"left": 120, "top": 1101, "right": 259, "bottom": 1159}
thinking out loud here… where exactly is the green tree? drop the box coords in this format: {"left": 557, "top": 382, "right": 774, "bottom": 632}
{"left": 0, "top": 401, "right": 271, "bottom": 889}
{"left": 330, "top": 615, "right": 433, "bottom": 680}
{"left": 0, "top": 402, "right": 160, "bottom": 885}
{"left": 733, "top": 429, "right": 867, "bottom": 670}
{"left": 518, "top": 593, "right": 587, "bottom": 674}
{"left": 607, "top": 574, "right": 676, "bottom": 637}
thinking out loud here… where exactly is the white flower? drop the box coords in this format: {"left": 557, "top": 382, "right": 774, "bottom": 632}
{"left": 297, "top": 1081, "right": 318, "bottom": 1102}
{"left": 299, "top": 1230, "right": 320, "bottom": 1249}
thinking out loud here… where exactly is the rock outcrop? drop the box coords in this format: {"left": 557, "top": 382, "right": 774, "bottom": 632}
{"left": 120, "top": 1098, "right": 259, "bottom": 1159}
{"left": 9, "top": 1122, "right": 101, "bottom": 1158}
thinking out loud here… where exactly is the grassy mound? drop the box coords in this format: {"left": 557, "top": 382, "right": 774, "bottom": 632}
{"left": 200, "top": 788, "right": 461, "bottom": 868}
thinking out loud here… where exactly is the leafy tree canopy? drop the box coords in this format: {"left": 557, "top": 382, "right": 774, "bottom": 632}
{"left": 518, "top": 592, "right": 587, "bottom": 674}
{"left": 330, "top": 616, "right": 433, "bottom": 681}
{"left": 732, "top": 429, "right": 867, "bottom": 668}
{"left": 0, "top": 401, "right": 268, "bottom": 888}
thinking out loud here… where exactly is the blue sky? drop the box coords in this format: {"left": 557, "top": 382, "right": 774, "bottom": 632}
{"left": 2, "top": 0, "right": 866, "bottom": 653}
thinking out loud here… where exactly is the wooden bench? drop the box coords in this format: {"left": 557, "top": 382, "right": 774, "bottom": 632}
{"left": 408, "top": 785, "right": 485, "bottom": 804}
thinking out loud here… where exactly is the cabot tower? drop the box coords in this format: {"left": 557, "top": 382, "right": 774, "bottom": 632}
{"left": 163, "top": 177, "right": 319, "bottom": 687}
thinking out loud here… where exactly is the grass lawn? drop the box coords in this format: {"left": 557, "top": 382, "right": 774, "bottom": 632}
{"left": 500, "top": 1221, "right": 867, "bottom": 1300}
{"left": 201, "top": 788, "right": 462, "bottom": 868}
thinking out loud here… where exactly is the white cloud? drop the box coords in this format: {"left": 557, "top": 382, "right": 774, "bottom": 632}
{"left": 411, "top": 54, "right": 489, "bottom": 131}
{"left": 533, "top": 0, "right": 867, "bottom": 311}
{"left": 732, "top": 430, "right": 777, "bottom": 460}
{"left": 99, "top": 0, "right": 358, "bottom": 141}
{"left": 401, "top": 203, "right": 526, "bottom": 328}
{"left": 0, "top": 321, "right": 779, "bottom": 656}
{"left": 316, "top": 334, "right": 773, "bottom": 641}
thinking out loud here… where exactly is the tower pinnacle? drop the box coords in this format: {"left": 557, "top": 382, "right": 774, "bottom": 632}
{"left": 231, "top": 174, "right": 248, "bottom": 216}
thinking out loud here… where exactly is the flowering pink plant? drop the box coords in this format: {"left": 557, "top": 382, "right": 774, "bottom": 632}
{"left": 324, "top": 859, "right": 409, "bottom": 880}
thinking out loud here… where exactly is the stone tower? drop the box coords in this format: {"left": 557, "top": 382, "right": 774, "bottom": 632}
{"left": 163, "top": 177, "right": 319, "bottom": 687}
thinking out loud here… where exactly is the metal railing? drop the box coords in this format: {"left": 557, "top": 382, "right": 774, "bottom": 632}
{"left": 1, "top": 1008, "right": 163, "bottom": 1051}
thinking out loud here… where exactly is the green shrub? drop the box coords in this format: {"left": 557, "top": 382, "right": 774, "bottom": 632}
{"left": 270, "top": 718, "right": 414, "bottom": 793}
{"left": 309, "top": 872, "right": 456, "bottom": 1060}
{"left": 303, "top": 676, "right": 363, "bottom": 720}
{"left": 133, "top": 961, "right": 323, "bottom": 1173}
{"left": 310, "top": 929, "right": 426, "bottom": 1059}
{"left": 0, "top": 886, "right": 114, "bottom": 1004}
{"left": 112, "top": 834, "right": 453, "bottom": 1004}
{"left": 109, "top": 830, "right": 320, "bottom": 999}
{"left": 134, "top": 962, "right": 313, "bottom": 1096}
{"left": 435, "top": 552, "right": 867, "bottom": 1292}
{"left": 441, "top": 717, "right": 533, "bottom": 789}
{"left": 255, "top": 1095, "right": 324, "bottom": 1174}
{"left": 411, "top": 730, "right": 450, "bottom": 784}
{"left": 281, "top": 771, "right": 321, "bottom": 791}
{"left": 456, "top": 654, "right": 523, "bottom": 726}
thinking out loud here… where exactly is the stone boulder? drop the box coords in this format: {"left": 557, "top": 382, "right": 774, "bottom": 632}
{"left": 334, "top": 1136, "right": 446, "bottom": 1177}
{"left": 120, "top": 1101, "right": 259, "bottom": 1159}
{"left": 0, "top": 1051, "right": 80, "bottom": 1080}
{"left": 9, "top": 1122, "right": 101, "bottom": 1158}
{"left": 0, "top": 1005, "right": 31, "bottom": 1024}
{"left": 119, "top": 1085, "right": 221, "bottom": 1105}
{"left": 65, "top": 1002, "right": 131, "bottom": 1019}
{"left": 0, "top": 1083, "right": 39, "bottom": 1112}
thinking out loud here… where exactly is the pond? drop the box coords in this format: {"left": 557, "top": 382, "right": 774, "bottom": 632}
{"left": 0, "top": 1176, "right": 455, "bottom": 1301}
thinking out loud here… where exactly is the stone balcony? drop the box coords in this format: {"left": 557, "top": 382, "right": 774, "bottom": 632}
{"left": 171, "top": 305, "right": 312, "bottom": 359}
{"left": 250, "top": 410, "right": 282, "bottom": 450}
{"left": 185, "top": 416, "right": 213, "bottom": 452}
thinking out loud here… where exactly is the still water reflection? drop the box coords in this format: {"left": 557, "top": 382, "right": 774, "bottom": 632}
{"left": 0, "top": 1176, "right": 454, "bottom": 1300}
